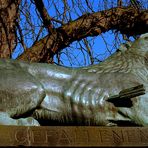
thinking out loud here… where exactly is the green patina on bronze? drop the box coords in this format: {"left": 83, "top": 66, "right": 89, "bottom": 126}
{"left": 0, "top": 33, "right": 148, "bottom": 126}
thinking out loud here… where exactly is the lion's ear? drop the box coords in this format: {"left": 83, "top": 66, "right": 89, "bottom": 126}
{"left": 140, "top": 33, "right": 148, "bottom": 38}
{"left": 129, "top": 33, "right": 148, "bottom": 54}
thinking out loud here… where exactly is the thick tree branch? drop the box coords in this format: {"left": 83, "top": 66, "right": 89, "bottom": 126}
{"left": 34, "top": 0, "right": 54, "bottom": 34}
{"left": 18, "top": 7, "right": 148, "bottom": 63}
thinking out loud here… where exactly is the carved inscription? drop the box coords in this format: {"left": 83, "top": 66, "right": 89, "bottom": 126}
{"left": 139, "top": 130, "right": 148, "bottom": 143}
{"left": 0, "top": 126, "right": 148, "bottom": 146}
{"left": 14, "top": 129, "right": 28, "bottom": 145}
{"left": 112, "top": 130, "right": 124, "bottom": 145}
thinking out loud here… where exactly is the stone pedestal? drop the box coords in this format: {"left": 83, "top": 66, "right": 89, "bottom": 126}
{"left": 0, "top": 126, "right": 148, "bottom": 147}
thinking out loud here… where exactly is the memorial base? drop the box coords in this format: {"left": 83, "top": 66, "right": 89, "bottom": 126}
{"left": 0, "top": 126, "right": 148, "bottom": 147}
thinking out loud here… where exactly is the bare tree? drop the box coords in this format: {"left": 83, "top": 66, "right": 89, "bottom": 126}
{"left": 0, "top": 0, "right": 148, "bottom": 66}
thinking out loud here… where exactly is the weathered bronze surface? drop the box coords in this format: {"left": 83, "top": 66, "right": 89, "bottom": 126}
{"left": 0, "top": 126, "right": 148, "bottom": 147}
{"left": 0, "top": 33, "right": 148, "bottom": 126}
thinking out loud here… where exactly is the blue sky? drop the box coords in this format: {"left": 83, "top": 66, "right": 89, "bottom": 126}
{"left": 12, "top": 0, "right": 136, "bottom": 67}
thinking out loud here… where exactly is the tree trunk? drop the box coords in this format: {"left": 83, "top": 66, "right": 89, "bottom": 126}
{"left": 0, "top": 0, "right": 20, "bottom": 58}
{"left": 18, "top": 7, "right": 148, "bottom": 63}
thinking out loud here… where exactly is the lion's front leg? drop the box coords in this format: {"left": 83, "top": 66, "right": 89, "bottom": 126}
{"left": 0, "top": 112, "right": 40, "bottom": 126}
{"left": 0, "top": 60, "right": 46, "bottom": 119}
